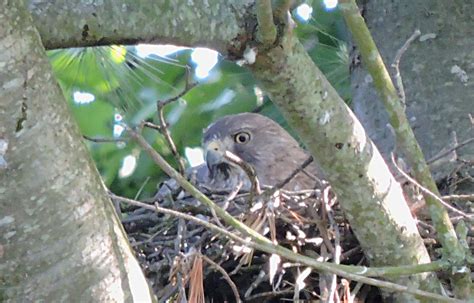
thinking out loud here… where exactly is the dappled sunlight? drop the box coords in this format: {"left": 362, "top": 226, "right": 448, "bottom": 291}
{"left": 119, "top": 155, "right": 137, "bottom": 178}
{"left": 135, "top": 44, "right": 187, "bottom": 58}
{"left": 296, "top": 4, "right": 313, "bottom": 21}
{"left": 191, "top": 47, "right": 219, "bottom": 79}
{"left": 324, "top": 0, "right": 339, "bottom": 10}
{"left": 73, "top": 91, "right": 95, "bottom": 104}
{"left": 185, "top": 147, "right": 205, "bottom": 167}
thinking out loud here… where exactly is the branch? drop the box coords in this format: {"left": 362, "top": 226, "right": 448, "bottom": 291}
{"left": 427, "top": 137, "right": 474, "bottom": 165}
{"left": 340, "top": 1, "right": 471, "bottom": 296}
{"left": 156, "top": 75, "right": 196, "bottom": 175}
{"left": 82, "top": 135, "right": 127, "bottom": 143}
{"left": 223, "top": 150, "right": 262, "bottom": 203}
{"left": 265, "top": 156, "right": 314, "bottom": 196}
{"left": 391, "top": 29, "right": 421, "bottom": 107}
{"left": 201, "top": 254, "right": 242, "bottom": 303}
{"left": 256, "top": 0, "right": 277, "bottom": 46}
{"left": 442, "top": 194, "right": 474, "bottom": 202}
{"left": 30, "top": 0, "right": 250, "bottom": 52}
{"left": 391, "top": 154, "right": 473, "bottom": 222}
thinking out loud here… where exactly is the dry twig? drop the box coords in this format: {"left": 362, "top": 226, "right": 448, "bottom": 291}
{"left": 156, "top": 70, "right": 197, "bottom": 175}
{"left": 391, "top": 153, "right": 473, "bottom": 222}
{"left": 391, "top": 29, "right": 421, "bottom": 107}
{"left": 427, "top": 137, "right": 474, "bottom": 165}
{"left": 201, "top": 254, "right": 242, "bottom": 303}
{"left": 223, "top": 150, "right": 262, "bottom": 203}
{"left": 265, "top": 156, "right": 314, "bottom": 196}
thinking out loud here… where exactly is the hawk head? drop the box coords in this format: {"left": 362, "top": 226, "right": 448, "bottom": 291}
{"left": 201, "top": 113, "right": 315, "bottom": 190}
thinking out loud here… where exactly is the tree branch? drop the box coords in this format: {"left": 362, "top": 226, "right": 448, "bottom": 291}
{"left": 29, "top": 0, "right": 250, "bottom": 52}
{"left": 256, "top": 0, "right": 277, "bottom": 46}
{"left": 340, "top": 0, "right": 471, "bottom": 297}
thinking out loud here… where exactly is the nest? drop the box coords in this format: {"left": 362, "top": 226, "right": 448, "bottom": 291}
{"left": 118, "top": 171, "right": 473, "bottom": 302}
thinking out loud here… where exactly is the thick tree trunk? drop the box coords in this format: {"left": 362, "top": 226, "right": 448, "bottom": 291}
{"left": 351, "top": 0, "right": 473, "bottom": 185}
{"left": 0, "top": 1, "right": 152, "bottom": 301}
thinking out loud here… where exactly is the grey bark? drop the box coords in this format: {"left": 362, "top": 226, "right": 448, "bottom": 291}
{"left": 28, "top": 0, "right": 252, "bottom": 52}
{"left": 351, "top": 0, "right": 474, "bottom": 184}
{"left": 0, "top": 1, "right": 152, "bottom": 301}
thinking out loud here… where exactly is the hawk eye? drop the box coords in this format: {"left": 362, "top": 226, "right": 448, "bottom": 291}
{"left": 234, "top": 132, "right": 251, "bottom": 144}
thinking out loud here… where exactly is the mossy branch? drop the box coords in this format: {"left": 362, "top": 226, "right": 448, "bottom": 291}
{"left": 256, "top": 0, "right": 277, "bottom": 46}
{"left": 339, "top": 0, "right": 472, "bottom": 298}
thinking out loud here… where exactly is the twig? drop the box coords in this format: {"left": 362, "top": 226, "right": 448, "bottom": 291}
{"left": 82, "top": 135, "right": 126, "bottom": 143}
{"left": 427, "top": 137, "right": 474, "bottom": 165}
{"left": 142, "top": 121, "right": 162, "bottom": 131}
{"left": 308, "top": 202, "right": 335, "bottom": 255}
{"left": 265, "top": 156, "right": 314, "bottom": 196}
{"left": 222, "top": 181, "right": 243, "bottom": 211}
{"left": 209, "top": 182, "right": 242, "bottom": 229}
{"left": 157, "top": 103, "right": 185, "bottom": 175}
{"left": 442, "top": 194, "right": 474, "bottom": 202}
{"left": 245, "top": 288, "right": 294, "bottom": 301}
{"left": 134, "top": 176, "right": 151, "bottom": 200}
{"left": 391, "top": 29, "right": 421, "bottom": 107}
{"left": 391, "top": 154, "right": 473, "bottom": 222}
{"left": 245, "top": 270, "right": 267, "bottom": 298}
{"left": 256, "top": 0, "right": 277, "bottom": 46}
{"left": 224, "top": 150, "right": 262, "bottom": 203}
{"left": 156, "top": 72, "right": 196, "bottom": 175}
{"left": 201, "top": 254, "right": 242, "bottom": 303}
{"left": 324, "top": 186, "right": 342, "bottom": 303}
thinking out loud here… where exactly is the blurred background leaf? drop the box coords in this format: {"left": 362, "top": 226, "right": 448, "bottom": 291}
{"left": 48, "top": 0, "right": 350, "bottom": 199}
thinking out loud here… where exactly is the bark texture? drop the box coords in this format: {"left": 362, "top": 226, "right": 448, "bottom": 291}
{"left": 351, "top": 0, "right": 474, "bottom": 184}
{"left": 28, "top": 0, "right": 252, "bottom": 52}
{"left": 0, "top": 1, "right": 152, "bottom": 301}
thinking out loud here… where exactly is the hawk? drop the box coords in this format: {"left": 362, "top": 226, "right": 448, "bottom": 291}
{"left": 191, "top": 113, "right": 322, "bottom": 192}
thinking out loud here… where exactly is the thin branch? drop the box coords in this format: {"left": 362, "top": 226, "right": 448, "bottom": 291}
{"left": 245, "top": 288, "right": 294, "bottom": 301}
{"left": 340, "top": 1, "right": 470, "bottom": 294}
{"left": 156, "top": 71, "right": 196, "bottom": 175}
{"left": 324, "top": 186, "right": 341, "bottom": 303}
{"left": 157, "top": 103, "right": 185, "bottom": 175}
{"left": 223, "top": 150, "right": 262, "bottom": 203}
{"left": 142, "top": 121, "right": 162, "bottom": 131}
{"left": 201, "top": 254, "right": 242, "bottom": 303}
{"left": 427, "top": 137, "right": 474, "bottom": 165}
{"left": 256, "top": 0, "right": 277, "bottom": 46}
{"left": 391, "top": 29, "right": 421, "bottom": 107}
{"left": 82, "top": 135, "right": 126, "bottom": 143}
{"left": 134, "top": 176, "right": 151, "bottom": 200}
{"left": 391, "top": 154, "right": 473, "bottom": 222}
{"left": 273, "top": 0, "right": 292, "bottom": 20}
{"left": 265, "top": 156, "right": 314, "bottom": 196}
{"left": 111, "top": 193, "right": 459, "bottom": 303}
{"left": 442, "top": 194, "right": 474, "bottom": 202}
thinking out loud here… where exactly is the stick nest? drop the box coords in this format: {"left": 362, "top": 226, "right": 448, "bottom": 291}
{"left": 119, "top": 170, "right": 473, "bottom": 302}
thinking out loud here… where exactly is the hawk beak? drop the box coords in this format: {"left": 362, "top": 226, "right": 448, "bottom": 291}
{"left": 204, "top": 140, "right": 225, "bottom": 171}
